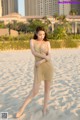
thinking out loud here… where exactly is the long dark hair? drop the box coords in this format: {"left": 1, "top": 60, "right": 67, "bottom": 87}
{"left": 33, "top": 26, "right": 48, "bottom": 41}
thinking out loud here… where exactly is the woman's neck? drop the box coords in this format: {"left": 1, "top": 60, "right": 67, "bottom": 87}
{"left": 37, "top": 39, "right": 44, "bottom": 42}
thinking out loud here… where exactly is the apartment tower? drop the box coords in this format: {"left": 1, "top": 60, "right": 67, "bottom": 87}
{"left": 2, "top": 0, "right": 18, "bottom": 16}
{"left": 53, "top": 0, "right": 59, "bottom": 16}
{"left": 25, "top": 0, "right": 58, "bottom": 16}
{"left": 25, "top": 0, "right": 80, "bottom": 16}
{"left": 71, "top": 4, "right": 80, "bottom": 15}
{"left": 58, "top": 0, "right": 71, "bottom": 15}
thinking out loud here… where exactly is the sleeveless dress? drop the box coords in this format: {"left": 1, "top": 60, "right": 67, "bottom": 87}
{"left": 33, "top": 40, "right": 54, "bottom": 83}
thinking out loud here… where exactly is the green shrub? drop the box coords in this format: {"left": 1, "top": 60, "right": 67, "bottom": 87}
{"left": 48, "top": 33, "right": 54, "bottom": 39}
{"left": 69, "top": 34, "right": 80, "bottom": 39}
{"left": 0, "top": 40, "right": 30, "bottom": 50}
{"left": 53, "top": 26, "right": 67, "bottom": 40}
{"left": 0, "top": 34, "right": 80, "bottom": 50}
{"left": 50, "top": 40, "right": 61, "bottom": 48}
{"left": 0, "top": 33, "right": 34, "bottom": 42}
{"left": 63, "top": 37, "right": 78, "bottom": 48}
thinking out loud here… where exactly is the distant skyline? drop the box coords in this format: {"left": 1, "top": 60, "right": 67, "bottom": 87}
{"left": 17, "top": 0, "right": 80, "bottom": 16}
{"left": 18, "top": 0, "right": 25, "bottom": 16}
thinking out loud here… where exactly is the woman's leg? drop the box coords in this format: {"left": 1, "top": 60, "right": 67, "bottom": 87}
{"left": 16, "top": 80, "right": 41, "bottom": 118}
{"left": 43, "top": 80, "right": 51, "bottom": 115}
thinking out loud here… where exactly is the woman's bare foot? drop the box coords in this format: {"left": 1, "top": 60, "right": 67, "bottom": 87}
{"left": 16, "top": 107, "right": 24, "bottom": 118}
{"left": 42, "top": 109, "right": 49, "bottom": 116}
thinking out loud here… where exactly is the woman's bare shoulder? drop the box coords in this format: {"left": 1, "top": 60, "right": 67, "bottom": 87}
{"left": 30, "top": 39, "right": 37, "bottom": 48}
{"left": 45, "top": 41, "right": 50, "bottom": 45}
{"left": 30, "top": 39, "right": 36, "bottom": 41}
{"left": 46, "top": 41, "right": 50, "bottom": 43}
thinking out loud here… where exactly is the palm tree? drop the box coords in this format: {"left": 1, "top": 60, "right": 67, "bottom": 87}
{"left": 69, "top": 9, "right": 78, "bottom": 15}
{"left": 58, "top": 15, "right": 66, "bottom": 23}
{"left": 53, "top": 13, "right": 59, "bottom": 20}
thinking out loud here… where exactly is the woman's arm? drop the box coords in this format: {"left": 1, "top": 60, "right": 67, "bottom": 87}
{"left": 45, "top": 41, "right": 51, "bottom": 61}
{"left": 38, "top": 58, "right": 47, "bottom": 64}
{"left": 30, "top": 39, "right": 47, "bottom": 59}
{"left": 35, "top": 58, "right": 47, "bottom": 67}
{"left": 35, "top": 41, "right": 52, "bottom": 67}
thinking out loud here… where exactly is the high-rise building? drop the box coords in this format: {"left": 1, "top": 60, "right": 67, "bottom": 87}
{"left": 25, "top": 0, "right": 58, "bottom": 16}
{"left": 2, "top": 0, "right": 18, "bottom": 16}
{"left": 25, "top": 0, "right": 80, "bottom": 16}
{"left": 58, "top": 0, "right": 80, "bottom": 16}
{"left": 25, "top": 0, "right": 37, "bottom": 16}
{"left": 58, "top": 0, "right": 71, "bottom": 15}
{"left": 0, "top": 0, "right": 2, "bottom": 16}
{"left": 53, "top": 0, "right": 59, "bottom": 15}
{"left": 71, "top": 4, "right": 80, "bottom": 15}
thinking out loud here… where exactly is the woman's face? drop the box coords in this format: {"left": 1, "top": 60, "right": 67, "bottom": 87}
{"left": 37, "top": 30, "right": 45, "bottom": 41}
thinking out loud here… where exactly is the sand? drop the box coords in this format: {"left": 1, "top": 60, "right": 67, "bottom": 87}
{"left": 0, "top": 48, "right": 80, "bottom": 120}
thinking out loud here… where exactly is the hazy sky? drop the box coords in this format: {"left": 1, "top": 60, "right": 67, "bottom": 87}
{"left": 18, "top": 0, "right": 25, "bottom": 16}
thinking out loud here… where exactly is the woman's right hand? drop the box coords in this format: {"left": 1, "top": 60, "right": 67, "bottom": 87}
{"left": 45, "top": 55, "right": 50, "bottom": 61}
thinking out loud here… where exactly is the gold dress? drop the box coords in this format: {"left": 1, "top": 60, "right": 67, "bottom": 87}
{"left": 34, "top": 40, "right": 54, "bottom": 83}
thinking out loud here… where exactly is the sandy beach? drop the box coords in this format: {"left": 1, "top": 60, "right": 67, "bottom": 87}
{"left": 0, "top": 48, "right": 80, "bottom": 120}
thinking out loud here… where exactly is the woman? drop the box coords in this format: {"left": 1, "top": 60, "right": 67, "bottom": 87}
{"left": 16, "top": 26, "right": 54, "bottom": 118}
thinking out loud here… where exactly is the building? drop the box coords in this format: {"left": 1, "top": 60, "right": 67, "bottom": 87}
{"left": 1, "top": 0, "right": 18, "bottom": 16}
{"left": 26, "top": 0, "right": 80, "bottom": 16}
{"left": 71, "top": 4, "right": 80, "bottom": 15}
{"left": 25, "top": 0, "right": 58, "bottom": 16}
{"left": 58, "top": 0, "right": 80, "bottom": 16}
{"left": 53, "top": 0, "right": 59, "bottom": 15}
{"left": 0, "top": 0, "right": 2, "bottom": 16}
{"left": 25, "top": 0, "right": 80, "bottom": 17}
{"left": 0, "top": 13, "right": 27, "bottom": 24}
{"left": 25, "top": 0, "right": 37, "bottom": 16}
{"left": 58, "top": 0, "right": 71, "bottom": 16}
{"left": 66, "top": 15, "right": 80, "bottom": 34}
